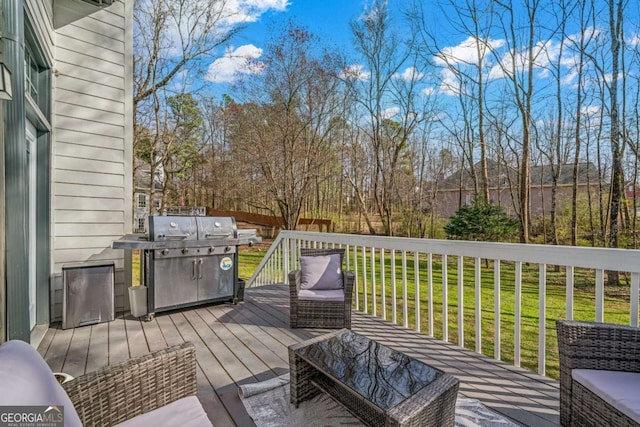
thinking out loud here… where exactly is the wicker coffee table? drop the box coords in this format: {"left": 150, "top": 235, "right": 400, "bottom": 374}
{"left": 289, "top": 329, "right": 459, "bottom": 427}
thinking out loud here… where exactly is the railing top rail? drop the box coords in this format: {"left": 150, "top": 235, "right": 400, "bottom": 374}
{"left": 280, "top": 231, "right": 640, "bottom": 273}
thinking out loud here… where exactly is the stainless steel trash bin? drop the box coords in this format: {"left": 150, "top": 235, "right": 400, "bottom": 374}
{"left": 128, "top": 285, "right": 148, "bottom": 318}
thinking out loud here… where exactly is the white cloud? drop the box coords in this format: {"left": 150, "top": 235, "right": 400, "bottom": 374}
{"left": 395, "top": 66, "right": 424, "bottom": 82}
{"left": 435, "top": 36, "right": 505, "bottom": 66}
{"left": 422, "top": 87, "right": 435, "bottom": 96}
{"left": 581, "top": 105, "right": 600, "bottom": 116}
{"left": 438, "top": 68, "right": 463, "bottom": 96}
{"left": 206, "top": 44, "right": 264, "bottom": 83}
{"left": 382, "top": 107, "right": 400, "bottom": 119}
{"left": 341, "top": 64, "right": 370, "bottom": 81}
{"left": 221, "top": 0, "right": 290, "bottom": 25}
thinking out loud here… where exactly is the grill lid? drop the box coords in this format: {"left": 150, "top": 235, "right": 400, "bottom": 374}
{"left": 196, "top": 216, "right": 237, "bottom": 240}
{"left": 149, "top": 216, "right": 197, "bottom": 241}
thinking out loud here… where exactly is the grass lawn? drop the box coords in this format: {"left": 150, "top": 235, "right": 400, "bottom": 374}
{"left": 133, "top": 247, "right": 634, "bottom": 380}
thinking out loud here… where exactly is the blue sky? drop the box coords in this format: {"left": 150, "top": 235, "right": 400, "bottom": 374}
{"left": 204, "top": 1, "right": 367, "bottom": 88}
{"left": 197, "top": 0, "right": 640, "bottom": 122}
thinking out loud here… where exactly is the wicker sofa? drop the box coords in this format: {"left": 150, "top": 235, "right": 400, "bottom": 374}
{"left": 0, "top": 339, "right": 212, "bottom": 427}
{"left": 289, "top": 248, "right": 355, "bottom": 329}
{"left": 556, "top": 320, "right": 640, "bottom": 426}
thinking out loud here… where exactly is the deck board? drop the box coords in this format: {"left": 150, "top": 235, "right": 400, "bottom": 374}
{"left": 38, "top": 284, "right": 560, "bottom": 427}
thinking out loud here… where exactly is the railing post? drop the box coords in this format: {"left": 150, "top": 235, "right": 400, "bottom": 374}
{"left": 391, "top": 249, "right": 397, "bottom": 324}
{"left": 632, "top": 272, "right": 639, "bottom": 327}
{"left": 428, "top": 253, "right": 433, "bottom": 337}
{"left": 381, "top": 248, "right": 386, "bottom": 320}
{"left": 595, "top": 269, "right": 604, "bottom": 322}
{"left": 515, "top": 261, "right": 522, "bottom": 367}
{"left": 566, "top": 266, "right": 574, "bottom": 320}
{"left": 494, "top": 260, "right": 501, "bottom": 361}
{"left": 458, "top": 256, "right": 464, "bottom": 347}
{"left": 474, "top": 257, "right": 481, "bottom": 354}
{"left": 402, "top": 251, "right": 408, "bottom": 328}
{"left": 539, "top": 264, "right": 547, "bottom": 376}
{"left": 371, "top": 247, "right": 376, "bottom": 317}
{"left": 415, "top": 251, "right": 420, "bottom": 332}
{"left": 442, "top": 254, "right": 448, "bottom": 342}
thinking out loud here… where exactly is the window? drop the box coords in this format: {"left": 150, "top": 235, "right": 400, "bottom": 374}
{"left": 136, "top": 193, "right": 148, "bottom": 209}
{"left": 25, "top": 48, "right": 38, "bottom": 99}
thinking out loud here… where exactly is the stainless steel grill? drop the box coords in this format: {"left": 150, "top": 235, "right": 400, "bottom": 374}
{"left": 113, "top": 216, "right": 261, "bottom": 319}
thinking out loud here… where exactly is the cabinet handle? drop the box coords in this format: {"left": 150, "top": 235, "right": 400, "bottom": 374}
{"left": 192, "top": 259, "right": 197, "bottom": 280}
{"left": 198, "top": 258, "right": 203, "bottom": 279}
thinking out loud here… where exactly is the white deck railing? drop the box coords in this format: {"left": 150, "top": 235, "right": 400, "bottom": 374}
{"left": 247, "top": 231, "right": 640, "bottom": 376}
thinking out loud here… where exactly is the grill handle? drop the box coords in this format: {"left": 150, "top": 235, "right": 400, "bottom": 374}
{"left": 192, "top": 259, "right": 197, "bottom": 280}
{"left": 204, "top": 233, "right": 232, "bottom": 239}
{"left": 158, "top": 234, "right": 190, "bottom": 240}
{"left": 198, "top": 258, "right": 203, "bottom": 279}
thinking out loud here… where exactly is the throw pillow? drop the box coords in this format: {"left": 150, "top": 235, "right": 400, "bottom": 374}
{"left": 300, "top": 254, "right": 343, "bottom": 290}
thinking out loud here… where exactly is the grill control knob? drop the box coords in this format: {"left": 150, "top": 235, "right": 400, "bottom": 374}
{"left": 160, "top": 249, "right": 169, "bottom": 256}
{"left": 182, "top": 248, "right": 189, "bottom": 255}
{"left": 225, "top": 246, "right": 231, "bottom": 252}
{"left": 209, "top": 246, "right": 216, "bottom": 254}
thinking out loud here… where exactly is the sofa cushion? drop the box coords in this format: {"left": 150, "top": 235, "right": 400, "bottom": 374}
{"left": 300, "top": 254, "right": 342, "bottom": 290}
{"left": 0, "top": 340, "right": 82, "bottom": 427}
{"left": 113, "top": 396, "right": 212, "bottom": 427}
{"left": 573, "top": 369, "right": 640, "bottom": 423}
{"left": 298, "top": 289, "right": 345, "bottom": 301}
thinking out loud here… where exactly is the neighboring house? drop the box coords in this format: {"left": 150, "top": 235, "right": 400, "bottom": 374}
{"left": 624, "top": 181, "right": 640, "bottom": 214}
{"left": 429, "top": 159, "right": 600, "bottom": 218}
{"left": 0, "top": 0, "right": 133, "bottom": 344}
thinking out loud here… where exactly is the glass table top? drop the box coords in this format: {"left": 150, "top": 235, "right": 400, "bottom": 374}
{"left": 295, "top": 330, "right": 442, "bottom": 411}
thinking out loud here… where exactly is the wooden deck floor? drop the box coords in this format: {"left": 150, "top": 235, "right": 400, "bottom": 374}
{"left": 37, "top": 285, "right": 560, "bottom": 427}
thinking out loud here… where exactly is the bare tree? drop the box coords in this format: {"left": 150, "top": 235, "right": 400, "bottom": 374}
{"left": 133, "top": 0, "right": 240, "bottom": 205}
{"left": 229, "top": 23, "right": 345, "bottom": 230}
{"left": 348, "top": 0, "right": 422, "bottom": 236}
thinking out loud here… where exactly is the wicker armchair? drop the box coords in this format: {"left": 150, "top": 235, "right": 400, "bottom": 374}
{"left": 289, "top": 248, "right": 355, "bottom": 329}
{"left": 62, "top": 342, "right": 201, "bottom": 427}
{"left": 556, "top": 320, "right": 640, "bottom": 426}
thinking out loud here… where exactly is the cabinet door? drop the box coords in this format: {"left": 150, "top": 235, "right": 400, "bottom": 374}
{"left": 153, "top": 257, "right": 198, "bottom": 309}
{"left": 198, "top": 255, "right": 234, "bottom": 300}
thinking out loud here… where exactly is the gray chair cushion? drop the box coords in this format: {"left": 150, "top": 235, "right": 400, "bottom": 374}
{"left": 0, "top": 340, "right": 82, "bottom": 427}
{"left": 573, "top": 369, "right": 640, "bottom": 423}
{"left": 300, "top": 254, "right": 343, "bottom": 290}
{"left": 113, "top": 396, "right": 212, "bottom": 427}
{"left": 298, "top": 289, "right": 345, "bottom": 301}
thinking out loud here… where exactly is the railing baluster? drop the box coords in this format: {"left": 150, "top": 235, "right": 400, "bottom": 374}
{"left": 475, "top": 257, "right": 481, "bottom": 353}
{"left": 458, "top": 255, "right": 464, "bottom": 347}
{"left": 354, "top": 245, "right": 359, "bottom": 311}
{"left": 442, "top": 254, "right": 448, "bottom": 342}
{"left": 381, "top": 248, "right": 386, "bottom": 320}
{"left": 392, "top": 249, "right": 397, "bottom": 324}
{"left": 402, "top": 250, "right": 408, "bottom": 328}
{"left": 632, "top": 272, "right": 639, "bottom": 327}
{"left": 415, "top": 251, "right": 420, "bottom": 332}
{"left": 346, "top": 244, "right": 351, "bottom": 270}
{"left": 362, "top": 246, "right": 368, "bottom": 314}
{"left": 494, "top": 260, "right": 500, "bottom": 361}
{"left": 371, "top": 247, "right": 376, "bottom": 317}
{"left": 539, "top": 263, "right": 547, "bottom": 376}
{"left": 428, "top": 253, "right": 433, "bottom": 337}
{"left": 566, "top": 266, "right": 574, "bottom": 320}
{"left": 595, "top": 269, "right": 604, "bottom": 322}
{"left": 515, "top": 261, "right": 522, "bottom": 367}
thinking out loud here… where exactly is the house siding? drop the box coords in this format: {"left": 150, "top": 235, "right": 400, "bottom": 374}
{"left": 50, "top": 1, "right": 132, "bottom": 321}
